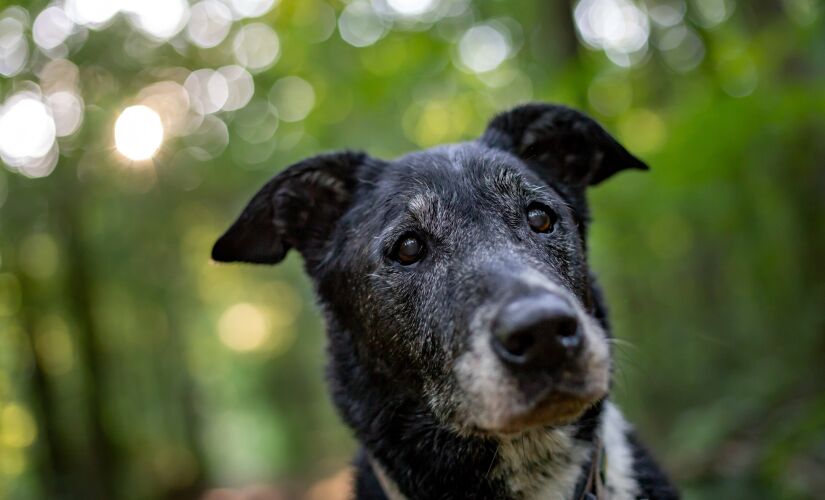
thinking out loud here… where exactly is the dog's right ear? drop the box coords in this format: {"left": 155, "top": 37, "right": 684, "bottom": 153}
{"left": 211, "top": 150, "right": 371, "bottom": 265}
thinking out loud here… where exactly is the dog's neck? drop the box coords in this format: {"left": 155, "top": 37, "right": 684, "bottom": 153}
{"left": 359, "top": 405, "right": 598, "bottom": 500}
{"left": 358, "top": 401, "right": 638, "bottom": 500}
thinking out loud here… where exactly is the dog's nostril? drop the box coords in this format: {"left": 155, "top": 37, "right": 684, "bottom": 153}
{"left": 498, "top": 330, "right": 536, "bottom": 358}
{"left": 492, "top": 295, "right": 583, "bottom": 370}
{"left": 550, "top": 316, "right": 579, "bottom": 340}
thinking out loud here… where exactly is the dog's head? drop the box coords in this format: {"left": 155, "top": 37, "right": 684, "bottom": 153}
{"left": 213, "top": 103, "right": 646, "bottom": 436}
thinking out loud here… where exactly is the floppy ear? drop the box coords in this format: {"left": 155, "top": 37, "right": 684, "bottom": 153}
{"left": 480, "top": 103, "right": 647, "bottom": 186}
{"left": 212, "top": 150, "right": 371, "bottom": 265}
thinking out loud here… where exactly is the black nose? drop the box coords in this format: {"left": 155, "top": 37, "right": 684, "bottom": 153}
{"left": 492, "top": 294, "right": 582, "bottom": 371}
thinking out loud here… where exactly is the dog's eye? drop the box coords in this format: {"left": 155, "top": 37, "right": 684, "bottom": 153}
{"left": 394, "top": 234, "right": 424, "bottom": 265}
{"left": 526, "top": 204, "right": 556, "bottom": 233}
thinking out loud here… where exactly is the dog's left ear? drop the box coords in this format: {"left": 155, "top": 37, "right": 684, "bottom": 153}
{"left": 212, "top": 150, "right": 372, "bottom": 265}
{"left": 480, "top": 103, "right": 648, "bottom": 186}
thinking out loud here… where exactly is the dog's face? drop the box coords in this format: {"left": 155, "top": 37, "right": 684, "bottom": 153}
{"left": 212, "top": 104, "right": 647, "bottom": 436}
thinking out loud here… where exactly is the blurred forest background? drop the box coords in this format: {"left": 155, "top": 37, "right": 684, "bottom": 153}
{"left": 0, "top": 0, "right": 823, "bottom": 498}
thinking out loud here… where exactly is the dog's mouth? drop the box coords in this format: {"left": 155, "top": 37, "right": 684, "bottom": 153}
{"left": 492, "top": 384, "right": 607, "bottom": 435}
{"left": 472, "top": 372, "right": 609, "bottom": 435}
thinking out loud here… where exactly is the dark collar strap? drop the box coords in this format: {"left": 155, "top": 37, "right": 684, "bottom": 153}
{"left": 576, "top": 437, "right": 606, "bottom": 500}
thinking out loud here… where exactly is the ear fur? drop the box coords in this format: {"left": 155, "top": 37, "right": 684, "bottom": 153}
{"left": 211, "top": 150, "right": 370, "bottom": 265}
{"left": 480, "top": 103, "right": 648, "bottom": 186}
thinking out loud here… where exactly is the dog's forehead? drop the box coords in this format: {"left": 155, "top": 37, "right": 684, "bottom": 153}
{"left": 377, "top": 142, "right": 536, "bottom": 197}
{"left": 394, "top": 142, "right": 512, "bottom": 174}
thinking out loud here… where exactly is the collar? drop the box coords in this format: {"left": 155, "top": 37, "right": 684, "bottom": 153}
{"left": 575, "top": 436, "right": 607, "bottom": 500}
{"left": 369, "top": 456, "right": 408, "bottom": 500}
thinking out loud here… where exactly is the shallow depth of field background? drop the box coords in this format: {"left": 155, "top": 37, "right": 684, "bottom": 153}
{"left": 0, "top": 0, "right": 823, "bottom": 498}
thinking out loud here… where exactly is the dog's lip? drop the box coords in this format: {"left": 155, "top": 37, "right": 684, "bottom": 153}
{"left": 474, "top": 381, "right": 608, "bottom": 436}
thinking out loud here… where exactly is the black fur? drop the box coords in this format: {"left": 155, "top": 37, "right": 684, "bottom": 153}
{"left": 213, "top": 103, "right": 677, "bottom": 499}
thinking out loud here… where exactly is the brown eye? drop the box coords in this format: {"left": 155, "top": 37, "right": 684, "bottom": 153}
{"left": 395, "top": 235, "right": 424, "bottom": 265}
{"left": 527, "top": 205, "right": 556, "bottom": 233}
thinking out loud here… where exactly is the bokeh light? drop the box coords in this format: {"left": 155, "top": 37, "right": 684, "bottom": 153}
{"left": 187, "top": 0, "right": 233, "bottom": 48}
{"left": 114, "top": 105, "right": 164, "bottom": 161}
{"left": 574, "top": 0, "right": 650, "bottom": 67}
{"left": 33, "top": 6, "right": 75, "bottom": 51}
{"left": 268, "top": 76, "right": 315, "bottom": 122}
{"left": 693, "top": 0, "right": 734, "bottom": 28}
{"left": 184, "top": 114, "right": 229, "bottom": 159}
{"left": 0, "top": 403, "right": 37, "bottom": 449}
{"left": 64, "top": 0, "right": 120, "bottom": 28}
{"left": 0, "top": 93, "right": 57, "bottom": 177}
{"left": 226, "top": 0, "right": 278, "bottom": 20}
{"left": 123, "top": 0, "right": 190, "bottom": 40}
{"left": 185, "top": 69, "right": 229, "bottom": 115}
{"left": 218, "top": 65, "right": 254, "bottom": 111}
{"left": 0, "top": 16, "right": 29, "bottom": 77}
{"left": 649, "top": 0, "right": 686, "bottom": 27}
{"left": 457, "top": 23, "right": 512, "bottom": 73}
{"left": 47, "top": 91, "right": 85, "bottom": 137}
{"left": 234, "top": 98, "right": 279, "bottom": 144}
{"left": 137, "top": 81, "right": 191, "bottom": 137}
{"left": 218, "top": 303, "right": 269, "bottom": 352}
{"left": 232, "top": 23, "right": 280, "bottom": 72}
{"left": 386, "top": 0, "right": 437, "bottom": 17}
{"left": 338, "top": 1, "right": 387, "bottom": 47}
{"left": 657, "top": 25, "right": 705, "bottom": 73}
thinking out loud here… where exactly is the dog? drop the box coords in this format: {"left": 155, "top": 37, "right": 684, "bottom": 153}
{"left": 212, "top": 103, "right": 679, "bottom": 499}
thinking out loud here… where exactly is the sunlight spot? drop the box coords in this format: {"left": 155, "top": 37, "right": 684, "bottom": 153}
{"left": 618, "top": 108, "right": 666, "bottom": 154}
{"left": 187, "top": 0, "right": 233, "bottom": 48}
{"left": 588, "top": 72, "right": 632, "bottom": 116}
{"left": 648, "top": 0, "right": 686, "bottom": 27}
{"left": 65, "top": 0, "right": 121, "bottom": 28}
{"left": 457, "top": 23, "right": 512, "bottom": 74}
{"left": 19, "top": 233, "right": 59, "bottom": 280}
{"left": 692, "top": 0, "right": 734, "bottom": 28}
{"left": 33, "top": 6, "right": 75, "bottom": 50}
{"left": 657, "top": 25, "right": 705, "bottom": 73}
{"left": 184, "top": 115, "right": 229, "bottom": 159}
{"left": 115, "top": 105, "right": 164, "bottom": 161}
{"left": 268, "top": 76, "right": 315, "bottom": 122}
{"left": 0, "top": 16, "right": 29, "bottom": 77}
{"left": 0, "top": 403, "right": 37, "bottom": 448}
{"left": 219, "top": 65, "right": 254, "bottom": 111}
{"left": 185, "top": 69, "right": 229, "bottom": 114}
{"left": 232, "top": 23, "right": 280, "bottom": 72}
{"left": 138, "top": 81, "right": 190, "bottom": 137}
{"left": 387, "top": 0, "right": 437, "bottom": 16}
{"left": 35, "top": 315, "right": 75, "bottom": 376}
{"left": 39, "top": 59, "right": 81, "bottom": 94}
{"left": 574, "top": 0, "right": 650, "bottom": 67}
{"left": 235, "top": 98, "right": 279, "bottom": 144}
{"left": 0, "top": 447, "right": 26, "bottom": 477}
{"left": 0, "top": 94, "right": 56, "bottom": 164}
{"left": 218, "top": 303, "right": 269, "bottom": 352}
{"left": 123, "top": 0, "right": 189, "bottom": 40}
{"left": 227, "top": 0, "right": 278, "bottom": 19}
{"left": 338, "top": 0, "right": 387, "bottom": 47}
{"left": 47, "top": 91, "right": 84, "bottom": 137}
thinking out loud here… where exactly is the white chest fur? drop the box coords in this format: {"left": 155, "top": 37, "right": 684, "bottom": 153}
{"left": 498, "top": 402, "right": 639, "bottom": 500}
